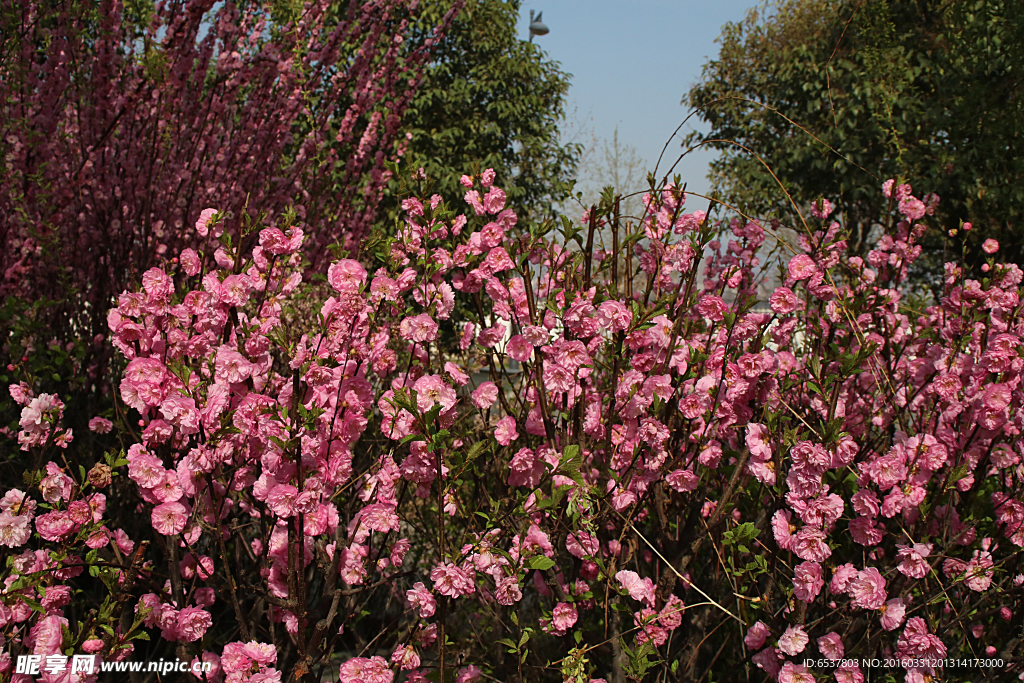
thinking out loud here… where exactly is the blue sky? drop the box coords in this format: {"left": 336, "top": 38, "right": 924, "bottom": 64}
{"left": 516, "top": 0, "right": 759, "bottom": 199}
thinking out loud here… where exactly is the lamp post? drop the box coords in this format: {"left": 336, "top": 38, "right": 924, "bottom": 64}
{"left": 528, "top": 9, "right": 548, "bottom": 43}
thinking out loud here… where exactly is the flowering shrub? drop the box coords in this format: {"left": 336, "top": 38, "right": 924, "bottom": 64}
{"left": 0, "top": 0, "right": 460, "bottom": 344}
{"left": 1, "top": 173, "right": 1022, "bottom": 683}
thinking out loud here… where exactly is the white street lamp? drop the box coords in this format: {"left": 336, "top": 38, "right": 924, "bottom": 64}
{"left": 528, "top": 10, "right": 549, "bottom": 42}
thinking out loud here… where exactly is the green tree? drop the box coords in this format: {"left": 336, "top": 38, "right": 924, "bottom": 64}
{"left": 385, "top": 0, "right": 581, "bottom": 223}
{"left": 684, "top": 0, "right": 1024, "bottom": 279}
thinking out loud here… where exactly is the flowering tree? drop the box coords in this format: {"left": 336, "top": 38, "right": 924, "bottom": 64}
{"left": 0, "top": 0, "right": 460, "bottom": 342}
{"left": 1, "top": 171, "right": 1022, "bottom": 683}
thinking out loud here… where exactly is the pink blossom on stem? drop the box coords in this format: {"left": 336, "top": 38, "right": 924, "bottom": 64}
{"left": 406, "top": 582, "right": 436, "bottom": 618}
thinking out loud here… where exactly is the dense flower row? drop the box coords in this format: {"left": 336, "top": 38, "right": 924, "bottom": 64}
{"left": 1, "top": 171, "right": 1022, "bottom": 682}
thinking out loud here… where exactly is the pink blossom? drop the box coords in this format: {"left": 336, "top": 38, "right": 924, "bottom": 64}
{"left": 82, "top": 639, "right": 105, "bottom": 653}
{"left": 413, "top": 375, "right": 458, "bottom": 413}
{"left": 215, "top": 275, "right": 251, "bottom": 309}
{"left": 160, "top": 394, "right": 200, "bottom": 435}
{"left": 35, "top": 511, "right": 76, "bottom": 542}
{"left": 817, "top": 632, "right": 844, "bottom": 659}
{"left": 151, "top": 501, "right": 188, "bottom": 536}
{"left": 471, "top": 382, "right": 499, "bottom": 409}
{"left": 465, "top": 189, "right": 485, "bottom": 215}
{"left": 480, "top": 223, "right": 505, "bottom": 249}
{"left": 28, "top": 614, "right": 67, "bottom": 655}
{"left": 406, "top": 582, "right": 436, "bottom": 617}
{"left": 494, "top": 416, "right": 518, "bottom": 445}
{"left": 127, "top": 447, "right": 165, "bottom": 489}
{"left": 443, "top": 362, "right": 470, "bottom": 385}
{"left": 834, "top": 665, "right": 864, "bottom": 683}
{"left": 0, "top": 489, "right": 34, "bottom": 517}
{"left": 777, "top": 624, "right": 809, "bottom": 655}
{"left": 787, "top": 254, "right": 818, "bottom": 281}
{"left": 752, "top": 647, "right": 782, "bottom": 679}
{"left": 659, "top": 595, "right": 685, "bottom": 630}
{"left": 633, "top": 608, "right": 668, "bottom": 646}
{"left": 142, "top": 267, "right": 174, "bottom": 301}
{"left": 258, "top": 228, "right": 290, "bottom": 255}
{"left": 477, "top": 323, "right": 506, "bottom": 348}
{"left": 399, "top": 313, "right": 439, "bottom": 343}
{"left": 810, "top": 198, "right": 834, "bottom": 219}
{"left": 8, "top": 381, "right": 33, "bottom": 405}
{"left": 481, "top": 246, "right": 515, "bottom": 274}
{"left": 566, "top": 531, "right": 599, "bottom": 559}
{"left": 896, "top": 543, "right": 932, "bottom": 579}
{"left": 616, "top": 570, "right": 655, "bottom": 607}
{"left": 778, "top": 662, "right": 815, "bottom": 683}
{"left": 459, "top": 322, "right": 476, "bottom": 350}
{"left": 745, "top": 422, "right": 772, "bottom": 459}
{"left": 221, "top": 641, "right": 277, "bottom": 676}
{"left": 598, "top": 300, "right": 632, "bottom": 331}
{"left": 39, "top": 462, "right": 73, "bottom": 504}
{"left": 848, "top": 516, "right": 884, "bottom": 546}
{"left": 769, "top": 287, "right": 802, "bottom": 314}
{"left": 430, "top": 563, "right": 476, "bottom": 598}
{"left": 696, "top": 294, "right": 728, "bottom": 321}
{"left": 495, "top": 576, "right": 522, "bottom": 605}
{"left": 215, "top": 346, "right": 253, "bottom": 384}
{"left": 370, "top": 274, "right": 400, "bottom": 303}
{"left": 551, "top": 602, "right": 578, "bottom": 631}
{"left": 88, "top": 416, "right": 113, "bottom": 433}
{"left": 340, "top": 545, "right": 369, "bottom": 585}
{"left": 793, "top": 561, "right": 824, "bottom": 602}
{"left": 898, "top": 196, "right": 927, "bottom": 220}
{"left": 964, "top": 551, "right": 994, "bottom": 591}
{"left": 483, "top": 186, "right": 506, "bottom": 214}
{"left": 897, "top": 617, "right": 946, "bottom": 660}
{"left": 665, "top": 468, "right": 699, "bottom": 492}
{"left": 744, "top": 621, "right": 769, "bottom": 649}
{"left": 982, "top": 238, "right": 999, "bottom": 254}
{"left": 328, "top": 259, "right": 368, "bottom": 292}
{"left": 177, "top": 606, "right": 213, "bottom": 642}
{"left": 747, "top": 457, "right": 776, "bottom": 485}
{"left": 265, "top": 484, "right": 298, "bottom": 517}
{"left": 848, "top": 567, "right": 886, "bottom": 610}
{"left": 792, "top": 526, "right": 831, "bottom": 562}
{"left": 392, "top": 645, "right": 420, "bottom": 671}
{"left": 456, "top": 664, "right": 482, "bottom": 683}
{"left": 195, "top": 208, "right": 217, "bottom": 237}
{"left": 879, "top": 598, "right": 905, "bottom": 631}
{"left": 506, "top": 335, "right": 533, "bottom": 361}
{"left": 0, "top": 512, "right": 31, "bottom": 547}
{"left": 338, "top": 656, "right": 393, "bottom": 683}
{"left": 772, "top": 509, "right": 796, "bottom": 551}
{"left": 358, "top": 504, "right": 400, "bottom": 533}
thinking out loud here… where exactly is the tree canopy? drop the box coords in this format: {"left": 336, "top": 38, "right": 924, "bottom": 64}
{"left": 684, "top": 0, "right": 1024, "bottom": 280}
{"left": 382, "top": 0, "right": 580, "bottom": 224}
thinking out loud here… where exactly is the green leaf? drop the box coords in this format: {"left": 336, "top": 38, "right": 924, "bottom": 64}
{"left": 497, "top": 637, "right": 517, "bottom": 652}
{"left": 722, "top": 522, "right": 760, "bottom": 548}
{"left": 465, "top": 440, "right": 489, "bottom": 464}
{"left": 526, "top": 555, "right": 556, "bottom": 571}
{"left": 17, "top": 595, "right": 45, "bottom": 614}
